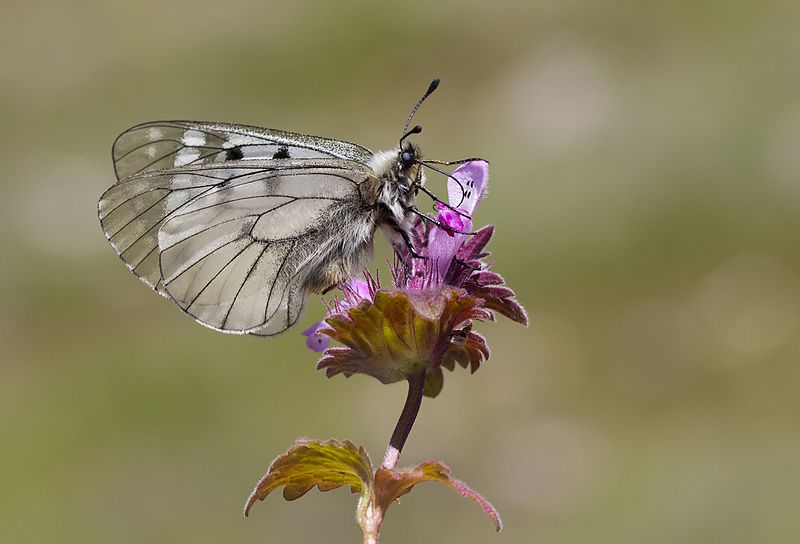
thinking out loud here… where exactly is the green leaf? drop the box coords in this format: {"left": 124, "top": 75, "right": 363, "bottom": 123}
{"left": 245, "top": 440, "right": 502, "bottom": 541}
{"left": 244, "top": 438, "right": 374, "bottom": 516}
{"left": 374, "top": 460, "right": 503, "bottom": 532}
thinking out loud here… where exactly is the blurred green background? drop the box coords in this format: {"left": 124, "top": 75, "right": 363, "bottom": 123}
{"left": 2, "top": 1, "right": 800, "bottom": 542}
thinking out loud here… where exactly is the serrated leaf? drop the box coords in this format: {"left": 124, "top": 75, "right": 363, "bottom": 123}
{"left": 246, "top": 440, "right": 503, "bottom": 541}
{"left": 244, "top": 438, "right": 374, "bottom": 516}
{"left": 374, "top": 460, "right": 503, "bottom": 532}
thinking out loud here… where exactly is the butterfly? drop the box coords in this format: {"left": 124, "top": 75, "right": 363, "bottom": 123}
{"left": 98, "top": 78, "right": 478, "bottom": 336}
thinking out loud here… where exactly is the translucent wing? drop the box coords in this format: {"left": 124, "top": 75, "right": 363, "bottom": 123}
{"left": 112, "top": 121, "right": 374, "bottom": 180}
{"left": 98, "top": 159, "right": 373, "bottom": 335}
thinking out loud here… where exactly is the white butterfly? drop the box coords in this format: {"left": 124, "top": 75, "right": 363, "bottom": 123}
{"left": 98, "top": 78, "right": 476, "bottom": 336}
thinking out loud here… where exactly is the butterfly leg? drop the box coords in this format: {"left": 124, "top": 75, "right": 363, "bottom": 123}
{"left": 395, "top": 226, "right": 426, "bottom": 260}
{"left": 408, "top": 207, "right": 476, "bottom": 235}
{"left": 321, "top": 283, "right": 338, "bottom": 295}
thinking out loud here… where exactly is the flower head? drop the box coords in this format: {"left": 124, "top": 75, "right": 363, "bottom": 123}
{"left": 304, "top": 160, "right": 526, "bottom": 397}
{"left": 302, "top": 278, "right": 376, "bottom": 353}
{"left": 317, "top": 289, "right": 491, "bottom": 390}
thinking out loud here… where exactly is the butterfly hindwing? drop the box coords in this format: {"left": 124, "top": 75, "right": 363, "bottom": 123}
{"left": 98, "top": 169, "right": 221, "bottom": 293}
{"left": 99, "top": 159, "right": 373, "bottom": 335}
{"left": 112, "top": 121, "right": 375, "bottom": 180}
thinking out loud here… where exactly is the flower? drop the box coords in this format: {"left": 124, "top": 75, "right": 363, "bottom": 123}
{"left": 435, "top": 203, "right": 465, "bottom": 236}
{"left": 327, "top": 277, "right": 375, "bottom": 314}
{"left": 317, "top": 289, "right": 492, "bottom": 392}
{"left": 301, "top": 322, "right": 330, "bottom": 353}
{"left": 301, "top": 278, "right": 375, "bottom": 353}
{"left": 398, "top": 160, "right": 488, "bottom": 288}
{"left": 307, "top": 161, "right": 526, "bottom": 397}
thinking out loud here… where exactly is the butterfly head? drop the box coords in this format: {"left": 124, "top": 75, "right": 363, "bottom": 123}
{"left": 399, "top": 142, "right": 417, "bottom": 170}
{"left": 382, "top": 78, "right": 482, "bottom": 232}
{"left": 397, "top": 140, "right": 424, "bottom": 191}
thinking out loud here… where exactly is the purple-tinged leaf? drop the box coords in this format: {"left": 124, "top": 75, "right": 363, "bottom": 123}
{"left": 483, "top": 297, "right": 529, "bottom": 326}
{"left": 469, "top": 271, "right": 505, "bottom": 286}
{"left": 454, "top": 306, "right": 495, "bottom": 323}
{"left": 435, "top": 329, "right": 492, "bottom": 390}
{"left": 244, "top": 438, "right": 373, "bottom": 516}
{"left": 472, "top": 285, "right": 517, "bottom": 300}
{"left": 457, "top": 225, "right": 495, "bottom": 262}
{"left": 374, "top": 460, "right": 502, "bottom": 532}
{"left": 246, "top": 439, "right": 502, "bottom": 541}
{"left": 467, "top": 331, "right": 491, "bottom": 360}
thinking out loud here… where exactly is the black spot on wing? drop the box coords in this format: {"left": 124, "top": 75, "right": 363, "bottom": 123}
{"left": 272, "top": 146, "right": 290, "bottom": 159}
{"left": 225, "top": 146, "right": 244, "bottom": 161}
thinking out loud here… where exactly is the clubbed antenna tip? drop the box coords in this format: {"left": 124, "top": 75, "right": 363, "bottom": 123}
{"left": 401, "top": 77, "right": 442, "bottom": 141}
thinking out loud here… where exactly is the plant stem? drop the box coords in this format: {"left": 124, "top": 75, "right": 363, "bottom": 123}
{"left": 381, "top": 370, "right": 426, "bottom": 470}
{"left": 357, "top": 493, "right": 381, "bottom": 544}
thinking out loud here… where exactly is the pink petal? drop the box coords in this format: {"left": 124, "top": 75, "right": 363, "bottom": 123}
{"left": 448, "top": 160, "right": 489, "bottom": 216}
{"left": 347, "top": 278, "right": 372, "bottom": 301}
{"left": 436, "top": 203, "right": 466, "bottom": 237}
{"left": 428, "top": 161, "right": 489, "bottom": 282}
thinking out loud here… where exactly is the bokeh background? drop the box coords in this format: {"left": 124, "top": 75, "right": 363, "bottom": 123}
{"left": 2, "top": 1, "right": 800, "bottom": 542}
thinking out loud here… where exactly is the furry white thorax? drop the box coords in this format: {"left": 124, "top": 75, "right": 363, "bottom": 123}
{"left": 368, "top": 148, "right": 424, "bottom": 227}
{"left": 367, "top": 149, "right": 399, "bottom": 177}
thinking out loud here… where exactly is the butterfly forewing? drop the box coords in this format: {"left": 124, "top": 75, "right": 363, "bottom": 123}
{"left": 112, "top": 121, "right": 374, "bottom": 180}
{"left": 99, "top": 159, "right": 374, "bottom": 335}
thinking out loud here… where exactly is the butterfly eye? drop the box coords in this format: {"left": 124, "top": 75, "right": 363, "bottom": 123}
{"left": 401, "top": 151, "right": 413, "bottom": 164}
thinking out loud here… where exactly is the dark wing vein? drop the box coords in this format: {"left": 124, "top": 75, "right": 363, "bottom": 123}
{"left": 162, "top": 237, "right": 244, "bottom": 287}
{"left": 265, "top": 240, "right": 295, "bottom": 324}
{"left": 186, "top": 241, "right": 256, "bottom": 310}
{"left": 108, "top": 192, "right": 169, "bottom": 240}
{"left": 222, "top": 243, "right": 269, "bottom": 329}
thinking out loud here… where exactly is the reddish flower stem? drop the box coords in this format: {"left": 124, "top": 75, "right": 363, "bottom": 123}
{"left": 381, "top": 371, "right": 426, "bottom": 470}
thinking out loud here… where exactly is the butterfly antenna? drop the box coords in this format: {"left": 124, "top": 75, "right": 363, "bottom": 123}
{"left": 400, "top": 125, "right": 423, "bottom": 147}
{"left": 400, "top": 77, "right": 440, "bottom": 144}
{"left": 421, "top": 157, "right": 488, "bottom": 166}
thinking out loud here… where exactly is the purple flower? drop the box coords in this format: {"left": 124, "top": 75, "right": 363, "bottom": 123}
{"left": 391, "top": 161, "right": 527, "bottom": 324}
{"left": 435, "top": 203, "right": 465, "bottom": 237}
{"left": 425, "top": 160, "right": 488, "bottom": 284}
{"left": 301, "top": 322, "right": 330, "bottom": 353}
{"left": 307, "top": 161, "right": 526, "bottom": 398}
{"left": 327, "top": 277, "right": 375, "bottom": 314}
{"left": 301, "top": 278, "right": 375, "bottom": 353}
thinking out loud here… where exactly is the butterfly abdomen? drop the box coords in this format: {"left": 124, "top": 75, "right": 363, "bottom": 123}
{"left": 297, "top": 201, "right": 377, "bottom": 295}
